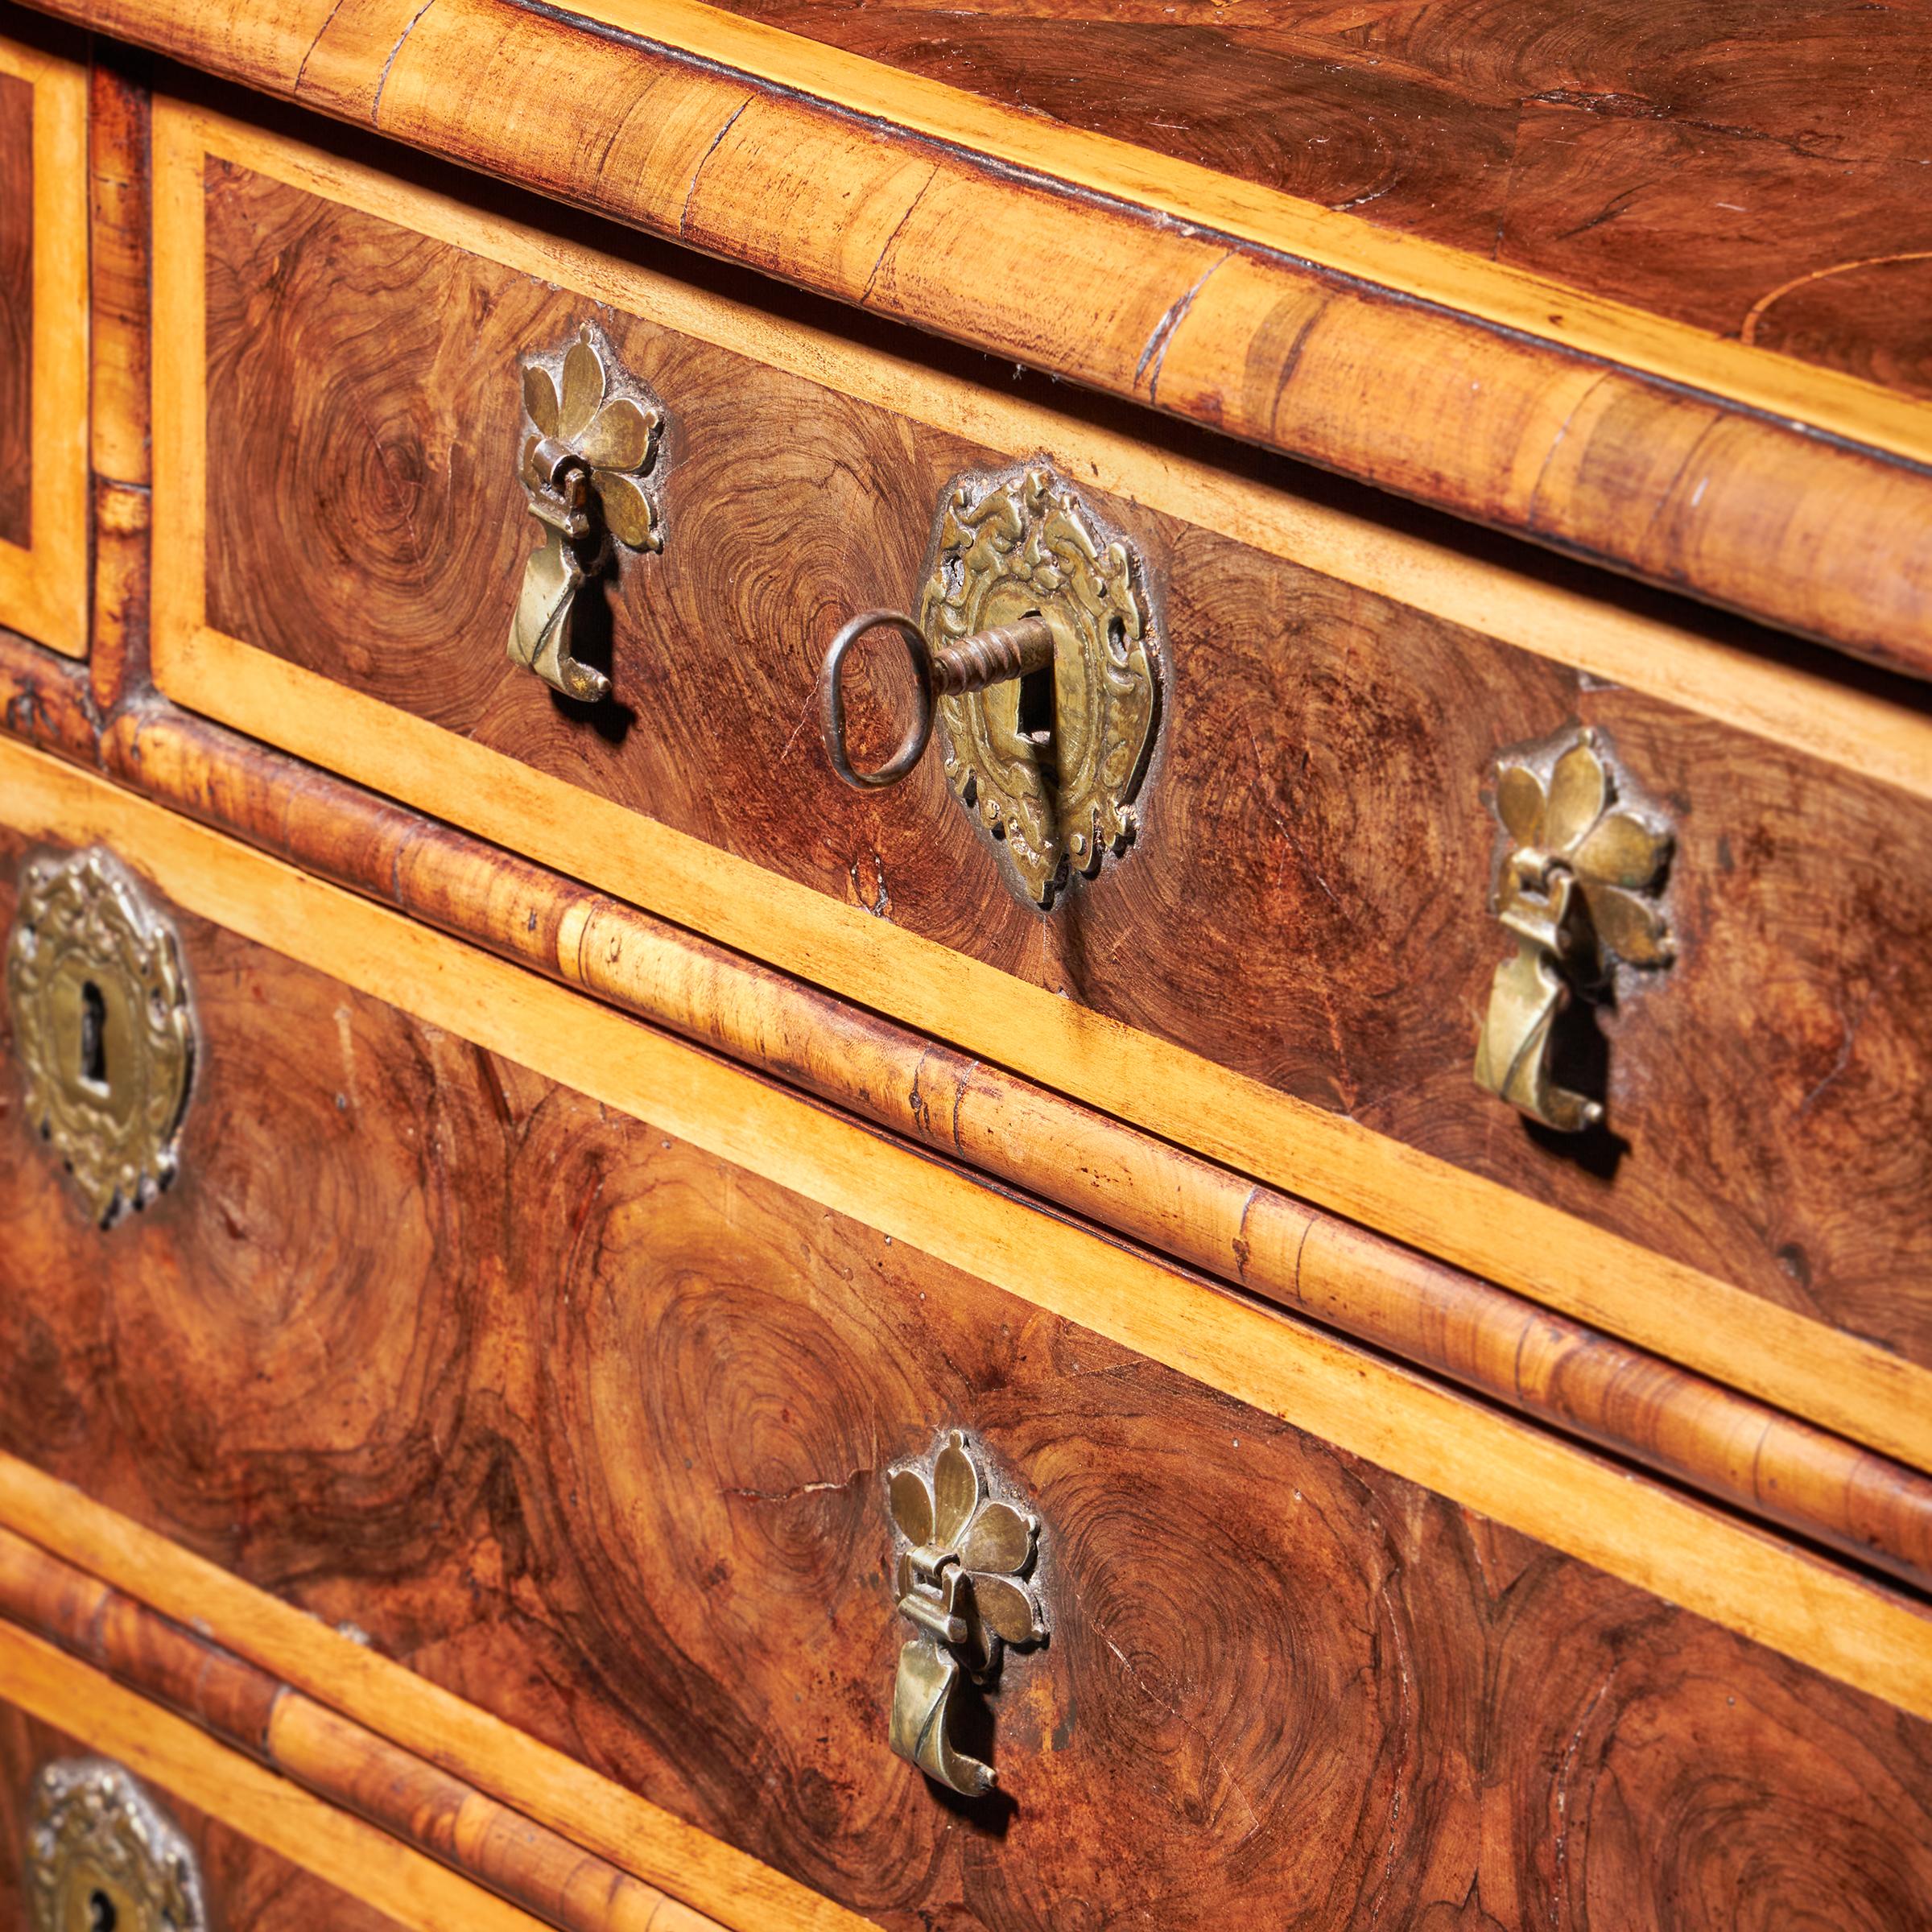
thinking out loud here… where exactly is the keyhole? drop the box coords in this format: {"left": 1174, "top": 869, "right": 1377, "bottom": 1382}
{"left": 1016, "top": 663, "right": 1055, "bottom": 744}
{"left": 78, "top": 979, "right": 108, "bottom": 1090}
{"left": 89, "top": 1889, "right": 117, "bottom": 1932}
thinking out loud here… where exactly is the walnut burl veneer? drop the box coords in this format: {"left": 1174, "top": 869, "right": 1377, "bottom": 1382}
{"left": 717, "top": 0, "right": 1932, "bottom": 403}
{"left": 171, "top": 138, "right": 1932, "bottom": 1379}
{"left": 0, "top": 18, "right": 89, "bottom": 658}
{"left": 24, "top": 0, "right": 1932, "bottom": 673}
{"left": 3, "top": 793, "right": 1932, "bottom": 1929}
{"left": 0, "top": 65, "right": 32, "bottom": 552}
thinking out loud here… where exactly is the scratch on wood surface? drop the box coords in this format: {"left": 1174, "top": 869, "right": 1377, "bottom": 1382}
{"left": 292, "top": 0, "right": 352, "bottom": 95}
{"left": 1135, "top": 250, "right": 1232, "bottom": 407}
{"left": 371, "top": 0, "right": 439, "bottom": 127}
{"left": 679, "top": 94, "right": 753, "bottom": 240}
{"left": 862, "top": 166, "right": 939, "bottom": 304}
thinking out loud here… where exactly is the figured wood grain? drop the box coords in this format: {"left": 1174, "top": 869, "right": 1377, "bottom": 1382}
{"left": 152, "top": 97, "right": 1932, "bottom": 815}
{"left": 707, "top": 2, "right": 1932, "bottom": 398}
{"left": 142, "top": 639, "right": 1932, "bottom": 1477}
{"left": 0, "top": 1704, "right": 408, "bottom": 1932}
{"left": 45, "top": 0, "right": 1932, "bottom": 672}
{"left": 0, "top": 1629, "right": 568, "bottom": 1932}
{"left": 4, "top": 617, "right": 1926, "bottom": 1592}
{"left": 80, "top": 697, "right": 1932, "bottom": 1597}
{"left": 0, "top": 19, "right": 89, "bottom": 657}
{"left": 5, "top": 741, "right": 1932, "bottom": 1739}
{"left": 88, "top": 47, "right": 154, "bottom": 711}
{"left": 184, "top": 155, "right": 1932, "bottom": 1389}
{"left": 0, "top": 1525, "right": 724, "bottom": 1932}
{"left": 0, "top": 68, "right": 31, "bottom": 551}
{"left": 1, "top": 800, "right": 1930, "bottom": 1926}
{"left": 2, "top": 625, "right": 1926, "bottom": 1590}
{"left": 0, "top": 1457, "right": 885, "bottom": 1932}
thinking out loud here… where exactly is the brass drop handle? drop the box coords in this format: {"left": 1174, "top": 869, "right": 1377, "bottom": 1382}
{"left": 1473, "top": 728, "right": 1674, "bottom": 1133}
{"left": 820, "top": 609, "right": 1055, "bottom": 790}
{"left": 885, "top": 1430, "right": 1047, "bottom": 1797}
{"left": 507, "top": 328, "right": 664, "bottom": 704}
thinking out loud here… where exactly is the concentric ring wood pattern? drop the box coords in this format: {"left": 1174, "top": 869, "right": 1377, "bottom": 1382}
{"left": 2, "top": 828, "right": 1930, "bottom": 1929}
{"left": 189, "top": 157, "right": 1932, "bottom": 1377}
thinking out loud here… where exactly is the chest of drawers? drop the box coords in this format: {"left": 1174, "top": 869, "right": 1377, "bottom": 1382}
{"left": 2, "top": 4, "right": 1931, "bottom": 1927}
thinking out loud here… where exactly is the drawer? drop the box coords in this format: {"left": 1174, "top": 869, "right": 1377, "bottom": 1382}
{"left": 0, "top": 1691, "right": 449, "bottom": 1932}
{"left": 143, "top": 93, "right": 1932, "bottom": 1463}
{"left": 4, "top": 749, "right": 1931, "bottom": 1930}
{"left": 0, "top": 18, "right": 88, "bottom": 658}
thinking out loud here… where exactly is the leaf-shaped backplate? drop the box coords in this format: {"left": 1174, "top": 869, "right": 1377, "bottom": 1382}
{"left": 889, "top": 1468, "right": 935, "bottom": 1547}
{"left": 522, "top": 364, "right": 560, "bottom": 439}
{"left": 579, "top": 396, "right": 657, "bottom": 473}
{"left": 595, "top": 469, "right": 661, "bottom": 551}
{"left": 1575, "top": 810, "right": 1670, "bottom": 894}
{"left": 558, "top": 335, "right": 606, "bottom": 441}
{"left": 1545, "top": 737, "right": 1609, "bottom": 852}
{"left": 959, "top": 1500, "right": 1034, "bottom": 1577}
{"left": 932, "top": 1434, "right": 980, "bottom": 1549}
{"left": 972, "top": 1574, "right": 1045, "bottom": 1646}
{"left": 1583, "top": 881, "right": 1674, "bottom": 968}
{"left": 1496, "top": 764, "right": 1546, "bottom": 847}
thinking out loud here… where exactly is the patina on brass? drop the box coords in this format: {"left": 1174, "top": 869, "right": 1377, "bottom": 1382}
{"left": 1474, "top": 726, "right": 1674, "bottom": 1132}
{"left": 819, "top": 466, "right": 1160, "bottom": 908}
{"left": 6, "top": 848, "right": 195, "bottom": 1226}
{"left": 886, "top": 1430, "right": 1046, "bottom": 1796}
{"left": 508, "top": 326, "right": 663, "bottom": 702}
{"left": 821, "top": 610, "right": 1055, "bottom": 789}
{"left": 26, "top": 1760, "right": 205, "bottom": 1932}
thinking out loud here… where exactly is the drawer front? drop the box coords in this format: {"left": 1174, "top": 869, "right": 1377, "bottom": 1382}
{"left": 147, "top": 95, "right": 1932, "bottom": 1431}
{"left": 0, "top": 19, "right": 88, "bottom": 657}
{"left": 0, "top": 1706, "right": 415, "bottom": 1932}
{"left": 2, "top": 795, "right": 1930, "bottom": 1930}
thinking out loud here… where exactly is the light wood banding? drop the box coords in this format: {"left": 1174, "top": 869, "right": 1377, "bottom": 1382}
{"left": 0, "top": 1524, "right": 726, "bottom": 1932}
{"left": 2, "top": 733, "right": 1931, "bottom": 1732}
{"left": 31, "top": 0, "right": 1932, "bottom": 670}
{"left": 0, "top": 20, "right": 89, "bottom": 658}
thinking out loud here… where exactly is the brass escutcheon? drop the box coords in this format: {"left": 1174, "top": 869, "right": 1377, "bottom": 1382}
{"left": 26, "top": 1760, "right": 205, "bottom": 1932}
{"left": 886, "top": 1430, "right": 1047, "bottom": 1797}
{"left": 508, "top": 325, "right": 665, "bottom": 703}
{"left": 819, "top": 464, "right": 1162, "bottom": 910}
{"left": 6, "top": 848, "right": 195, "bottom": 1226}
{"left": 1474, "top": 726, "right": 1674, "bottom": 1132}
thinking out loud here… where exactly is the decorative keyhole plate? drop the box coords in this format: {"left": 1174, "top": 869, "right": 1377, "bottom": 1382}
{"left": 5, "top": 848, "right": 195, "bottom": 1226}
{"left": 26, "top": 1761, "right": 204, "bottom": 1932}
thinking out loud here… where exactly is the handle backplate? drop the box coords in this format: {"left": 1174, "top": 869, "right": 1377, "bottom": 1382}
{"left": 1474, "top": 726, "right": 1674, "bottom": 1131}
{"left": 508, "top": 327, "right": 664, "bottom": 702}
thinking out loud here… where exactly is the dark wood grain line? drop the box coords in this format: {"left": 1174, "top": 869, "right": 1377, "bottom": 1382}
{"left": 0, "top": 64, "right": 32, "bottom": 551}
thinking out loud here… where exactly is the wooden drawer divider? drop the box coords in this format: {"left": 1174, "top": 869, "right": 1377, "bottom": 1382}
{"left": 0, "top": 631, "right": 1928, "bottom": 1592}
{"left": 0, "top": 1522, "right": 738, "bottom": 1932}
{"left": 14, "top": 671, "right": 1926, "bottom": 1600}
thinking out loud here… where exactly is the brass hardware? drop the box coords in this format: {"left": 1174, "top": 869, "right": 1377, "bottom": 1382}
{"left": 27, "top": 1760, "right": 205, "bottom": 1932}
{"left": 886, "top": 1429, "right": 1046, "bottom": 1796}
{"left": 509, "top": 326, "right": 663, "bottom": 702}
{"left": 1474, "top": 727, "right": 1674, "bottom": 1132}
{"left": 819, "top": 465, "right": 1160, "bottom": 909}
{"left": 6, "top": 848, "right": 195, "bottom": 1226}
{"left": 822, "top": 611, "right": 1055, "bottom": 789}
